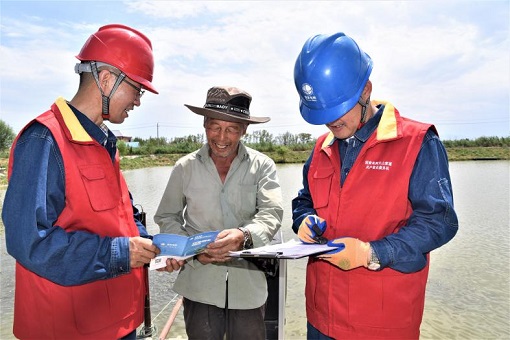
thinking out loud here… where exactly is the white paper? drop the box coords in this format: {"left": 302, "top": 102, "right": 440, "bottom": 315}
{"left": 229, "top": 239, "right": 339, "bottom": 259}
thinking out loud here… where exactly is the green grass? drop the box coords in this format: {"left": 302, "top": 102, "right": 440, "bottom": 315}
{"left": 445, "top": 147, "right": 510, "bottom": 161}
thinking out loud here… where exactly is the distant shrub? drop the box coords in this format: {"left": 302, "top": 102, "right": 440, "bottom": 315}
{"left": 443, "top": 136, "right": 510, "bottom": 147}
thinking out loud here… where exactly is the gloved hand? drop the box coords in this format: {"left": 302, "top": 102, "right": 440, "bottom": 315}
{"left": 298, "top": 215, "right": 327, "bottom": 244}
{"left": 318, "top": 237, "right": 370, "bottom": 270}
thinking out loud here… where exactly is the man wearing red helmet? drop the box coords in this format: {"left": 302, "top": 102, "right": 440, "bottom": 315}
{"left": 292, "top": 33, "right": 458, "bottom": 339}
{"left": 2, "top": 24, "right": 159, "bottom": 339}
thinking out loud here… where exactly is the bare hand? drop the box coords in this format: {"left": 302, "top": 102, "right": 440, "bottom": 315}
{"left": 196, "top": 253, "right": 217, "bottom": 265}
{"left": 156, "top": 258, "right": 185, "bottom": 273}
{"left": 129, "top": 237, "right": 159, "bottom": 268}
{"left": 201, "top": 229, "right": 244, "bottom": 263}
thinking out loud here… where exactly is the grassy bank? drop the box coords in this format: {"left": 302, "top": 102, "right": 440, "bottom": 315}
{"left": 443, "top": 147, "right": 509, "bottom": 161}
{"left": 119, "top": 146, "right": 509, "bottom": 170}
{"left": 0, "top": 147, "right": 508, "bottom": 187}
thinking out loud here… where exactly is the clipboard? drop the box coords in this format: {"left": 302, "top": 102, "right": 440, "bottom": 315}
{"left": 229, "top": 239, "right": 344, "bottom": 259}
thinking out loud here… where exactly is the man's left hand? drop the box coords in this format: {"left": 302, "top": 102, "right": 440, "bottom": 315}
{"left": 318, "top": 237, "right": 370, "bottom": 270}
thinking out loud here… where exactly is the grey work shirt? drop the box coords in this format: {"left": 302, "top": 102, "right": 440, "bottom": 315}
{"left": 154, "top": 143, "right": 284, "bottom": 309}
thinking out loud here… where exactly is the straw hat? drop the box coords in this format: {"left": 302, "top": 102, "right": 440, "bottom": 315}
{"left": 185, "top": 86, "right": 270, "bottom": 124}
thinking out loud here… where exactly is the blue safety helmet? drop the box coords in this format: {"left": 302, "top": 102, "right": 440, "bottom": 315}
{"left": 294, "top": 33, "right": 373, "bottom": 125}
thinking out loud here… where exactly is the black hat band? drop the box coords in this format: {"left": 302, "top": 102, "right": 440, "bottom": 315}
{"left": 204, "top": 103, "right": 250, "bottom": 118}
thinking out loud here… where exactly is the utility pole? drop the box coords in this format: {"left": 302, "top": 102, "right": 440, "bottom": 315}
{"left": 157, "top": 122, "right": 159, "bottom": 139}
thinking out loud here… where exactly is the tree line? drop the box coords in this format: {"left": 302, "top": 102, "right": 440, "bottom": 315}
{"left": 119, "top": 130, "right": 317, "bottom": 156}
{"left": 0, "top": 119, "right": 508, "bottom": 157}
{"left": 119, "top": 130, "right": 510, "bottom": 157}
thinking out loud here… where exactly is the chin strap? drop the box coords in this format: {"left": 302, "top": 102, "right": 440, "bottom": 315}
{"left": 357, "top": 96, "right": 370, "bottom": 130}
{"left": 88, "top": 61, "right": 125, "bottom": 120}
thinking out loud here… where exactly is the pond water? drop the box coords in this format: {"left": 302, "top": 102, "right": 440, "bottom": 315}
{"left": 1, "top": 161, "right": 509, "bottom": 339}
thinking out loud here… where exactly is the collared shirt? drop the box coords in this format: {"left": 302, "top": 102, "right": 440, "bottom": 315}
{"left": 154, "top": 143, "right": 284, "bottom": 309}
{"left": 2, "top": 102, "right": 147, "bottom": 286}
{"left": 292, "top": 105, "right": 458, "bottom": 273}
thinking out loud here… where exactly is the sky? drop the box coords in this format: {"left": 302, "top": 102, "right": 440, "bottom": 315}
{"left": 1, "top": 0, "right": 509, "bottom": 141}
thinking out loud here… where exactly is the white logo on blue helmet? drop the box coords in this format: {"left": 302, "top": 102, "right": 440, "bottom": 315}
{"left": 301, "top": 83, "right": 316, "bottom": 102}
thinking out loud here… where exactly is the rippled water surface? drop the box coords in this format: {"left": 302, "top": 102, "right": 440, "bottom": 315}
{"left": 1, "top": 161, "right": 509, "bottom": 339}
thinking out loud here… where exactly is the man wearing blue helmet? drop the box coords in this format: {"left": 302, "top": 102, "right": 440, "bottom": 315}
{"left": 292, "top": 32, "right": 458, "bottom": 339}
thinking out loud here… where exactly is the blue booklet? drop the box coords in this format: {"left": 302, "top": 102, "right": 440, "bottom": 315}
{"left": 150, "top": 230, "right": 220, "bottom": 270}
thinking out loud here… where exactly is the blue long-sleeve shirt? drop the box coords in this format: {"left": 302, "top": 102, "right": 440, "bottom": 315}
{"left": 2, "top": 104, "right": 148, "bottom": 286}
{"left": 292, "top": 106, "right": 458, "bottom": 273}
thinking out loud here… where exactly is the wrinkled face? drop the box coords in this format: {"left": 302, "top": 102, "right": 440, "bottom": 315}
{"left": 325, "top": 104, "right": 363, "bottom": 140}
{"left": 204, "top": 118, "right": 246, "bottom": 159}
{"left": 104, "top": 71, "right": 144, "bottom": 124}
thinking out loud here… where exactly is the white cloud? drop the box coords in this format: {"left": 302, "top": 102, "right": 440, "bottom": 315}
{"left": 1, "top": 1, "right": 508, "bottom": 140}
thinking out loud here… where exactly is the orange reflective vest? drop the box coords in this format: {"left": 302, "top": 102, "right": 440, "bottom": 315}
{"left": 12, "top": 98, "right": 144, "bottom": 339}
{"left": 306, "top": 102, "right": 433, "bottom": 339}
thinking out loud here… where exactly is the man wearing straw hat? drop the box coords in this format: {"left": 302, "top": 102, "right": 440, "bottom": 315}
{"left": 155, "top": 86, "right": 284, "bottom": 339}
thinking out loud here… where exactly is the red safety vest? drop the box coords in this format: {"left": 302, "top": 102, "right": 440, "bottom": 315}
{"left": 306, "top": 102, "right": 434, "bottom": 339}
{"left": 10, "top": 98, "right": 145, "bottom": 339}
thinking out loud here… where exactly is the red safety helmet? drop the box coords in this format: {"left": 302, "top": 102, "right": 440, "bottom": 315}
{"left": 76, "top": 24, "right": 158, "bottom": 94}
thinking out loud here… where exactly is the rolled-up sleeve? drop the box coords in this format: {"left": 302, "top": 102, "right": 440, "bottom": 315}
{"left": 240, "top": 157, "right": 284, "bottom": 247}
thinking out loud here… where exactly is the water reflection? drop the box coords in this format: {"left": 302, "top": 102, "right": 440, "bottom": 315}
{"left": 1, "top": 161, "right": 509, "bottom": 339}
